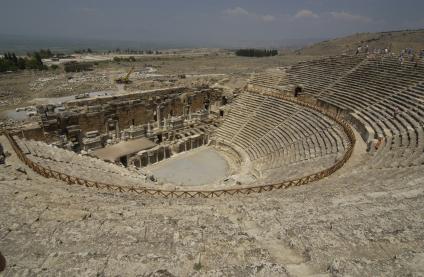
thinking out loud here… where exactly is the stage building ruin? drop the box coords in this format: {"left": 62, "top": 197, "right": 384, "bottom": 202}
{"left": 16, "top": 86, "right": 227, "bottom": 168}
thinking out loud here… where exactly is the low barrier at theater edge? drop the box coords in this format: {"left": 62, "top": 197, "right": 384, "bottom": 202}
{"left": 5, "top": 91, "right": 356, "bottom": 198}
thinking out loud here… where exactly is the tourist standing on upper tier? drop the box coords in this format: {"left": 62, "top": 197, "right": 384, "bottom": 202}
{"left": 393, "top": 107, "right": 400, "bottom": 118}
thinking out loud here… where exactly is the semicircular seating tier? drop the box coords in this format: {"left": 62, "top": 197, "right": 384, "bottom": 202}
{"left": 286, "top": 54, "right": 424, "bottom": 169}
{"left": 212, "top": 92, "right": 350, "bottom": 182}
{"left": 248, "top": 68, "right": 288, "bottom": 92}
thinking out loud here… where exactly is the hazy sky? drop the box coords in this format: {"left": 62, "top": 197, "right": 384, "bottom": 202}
{"left": 1, "top": 0, "right": 424, "bottom": 47}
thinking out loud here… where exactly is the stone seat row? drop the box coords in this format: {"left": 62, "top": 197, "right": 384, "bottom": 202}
{"left": 252, "top": 126, "right": 346, "bottom": 171}
{"left": 214, "top": 93, "right": 267, "bottom": 140}
{"left": 289, "top": 56, "right": 423, "bottom": 97}
{"left": 364, "top": 127, "right": 424, "bottom": 169}
{"left": 249, "top": 56, "right": 363, "bottom": 94}
{"left": 16, "top": 138, "right": 146, "bottom": 179}
{"left": 287, "top": 55, "right": 365, "bottom": 94}
{"left": 215, "top": 100, "right": 296, "bottom": 145}
{"left": 319, "top": 81, "right": 424, "bottom": 156}
{"left": 296, "top": 56, "right": 424, "bottom": 168}
{"left": 30, "top": 155, "right": 146, "bottom": 187}
{"left": 248, "top": 72, "right": 286, "bottom": 88}
{"left": 231, "top": 101, "right": 338, "bottom": 146}
{"left": 246, "top": 55, "right": 424, "bottom": 171}
{"left": 257, "top": 153, "right": 340, "bottom": 183}
{"left": 321, "top": 64, "right": 424, "bottom": 101}
{"left": 236, "top": 110, "right": 338, "bottom": 159}
{"left": 213, "top": 92, "right": 348, "bottom": 173}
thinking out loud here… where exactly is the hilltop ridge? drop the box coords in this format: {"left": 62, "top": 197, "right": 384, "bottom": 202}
{"left": 296, "top": 29, "right": 424, "bottom": 56}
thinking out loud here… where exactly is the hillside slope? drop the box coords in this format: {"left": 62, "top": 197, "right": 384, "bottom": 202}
{"left": 297, "top": 29, "right": 424, "bottom": 56}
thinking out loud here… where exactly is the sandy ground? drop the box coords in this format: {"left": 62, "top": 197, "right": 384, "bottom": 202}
{"left": 148, "top": 147, "right": 229, "bottom": 186}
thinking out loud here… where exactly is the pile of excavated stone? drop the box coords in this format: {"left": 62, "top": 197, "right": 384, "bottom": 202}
{"left": 28, "top": 72, "right": 114, "bottom": 94}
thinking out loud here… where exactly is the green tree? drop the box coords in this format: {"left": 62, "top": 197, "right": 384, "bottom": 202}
{"left": 11, "top": 53, "right": 18, "bottom": 65}
{"left": 17, "top": 57, "right": 26, "bottom": 69}
{"left": 34, "top": 52, "right": 44, "bottom": 69}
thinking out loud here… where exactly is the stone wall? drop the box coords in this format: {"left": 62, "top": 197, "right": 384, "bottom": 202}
{"left": 21, "top": 86, "right": 224, "bottom": 142}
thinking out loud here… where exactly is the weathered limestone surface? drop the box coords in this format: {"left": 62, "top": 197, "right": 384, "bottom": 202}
{"left": 1, "top": 133, "right": 424, "bottom": 276}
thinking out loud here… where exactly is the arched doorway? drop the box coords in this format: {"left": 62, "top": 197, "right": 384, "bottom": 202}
{"left": 294, "top": 86, "right": 303, "bottom": 97}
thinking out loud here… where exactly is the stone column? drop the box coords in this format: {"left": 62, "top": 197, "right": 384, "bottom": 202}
{"left": 147, "top": 151, "right": 153, "bottom": 165}
{"left": 147, "top": 122, "right": 153, "bottom": 137}
{"left": 140, "top": 151, "right": 148, "bottom": 166}
{"left": 156, "top": 105, "right": 161, "bottom": 129}
{"left": 115, "top": 121, "right": 120, "bottom": 140}
{"left": 186, "top": 138, "right": 191, "bottom": 151}
{"left": 163, "top": 117, "right": 167, "bottom": 130}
